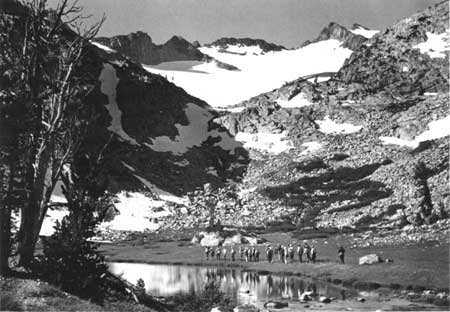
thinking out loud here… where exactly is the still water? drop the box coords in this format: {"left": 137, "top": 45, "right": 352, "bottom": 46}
{"left": 108, "top": 262, "right": 354, "bottom": 306}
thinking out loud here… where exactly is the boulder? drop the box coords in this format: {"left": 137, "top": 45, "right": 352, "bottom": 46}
{"left": 319, "top": 296, "right": 331, "bottom": 303}
{"left": 223, "top": 234, "right": 243, "bottom": 246}
{"left": 299, "top": 293, "right": 310, "bottom": 302}
{"left": 263, "top": 301, "right": 288, "bottom": 309}
{"left": 200, "top": 232, "right": 224, "bottom": 246}
{"left": 211, "top": 307, "right": 233, "bottom": 312}
{"left": 359, "top": 254, "right": 381, "bottom": 265}
{"left": 233, "top": 304, "right": 260, "bottom": 312}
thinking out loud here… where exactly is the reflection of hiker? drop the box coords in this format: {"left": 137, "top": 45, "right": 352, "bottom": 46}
{"left": 205, "top": 246, "right": 210, "bottom": 260}
{"left": 231, "top": 247, "right": 236, "bottom": 261}
{"left": 297, "top": 244, "right": 303, "bottom": 263}
{"left": 338, "top": 246, "right": 345, "bottom": 264}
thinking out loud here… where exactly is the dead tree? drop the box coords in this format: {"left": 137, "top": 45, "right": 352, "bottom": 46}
{"left": 1, "top": 0, "right": 105, "bottom": 267}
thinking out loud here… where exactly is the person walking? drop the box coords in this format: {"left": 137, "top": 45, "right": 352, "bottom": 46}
{"left": 276, "top": 244, "right": 282, "bottom": 261}
{"left": 216, "top": 246, "right": 221, "bottom": 260}
{"left": 338, "top": 246, "right": 345, "bottom": 264}
{"left": 304, "top": 243, "right": 310, "bottom": 263}
{"left": 205, "top": 246, "right": 210, "bottom": 260}
{"left": 280, "top": 245, "right": 285, "bottom": 263}
{"left": 239, "top": 246, "right": 243, "bottom": 261}
{"left": 310, "top": 245, "right": 316, "bottom": 264}
{"left": 231, "top": 247, "right": 236, "bottom": 261}
{"left": 267, "top": 246, "right": 273, "bottom": 263}
{"left": 283, "top": 245, "right": 289, "bottom": 264}
{"left": 223, "top": 247, "right": 227, "bottom": 260}
{"left": 255, "top": 248, "right": 260, "bottom": 262}
{"left": 288, "top": 244, "right": 294, "bottom": 262}
{"left": 297, "top": 244, "right": 303, "bottom": 263}
{"left": 244, "top": 247, "right": 249, "bottom": 262}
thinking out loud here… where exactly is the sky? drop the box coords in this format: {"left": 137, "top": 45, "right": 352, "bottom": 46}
{"left": 49, "top": 0, "right": 444, "bottom": 48}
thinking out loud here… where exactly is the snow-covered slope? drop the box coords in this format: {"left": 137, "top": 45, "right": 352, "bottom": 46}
{"left": 144, "top": 39, "right": 353, "bottom": 108}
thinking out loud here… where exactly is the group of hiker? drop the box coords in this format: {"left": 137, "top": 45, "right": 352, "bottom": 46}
{"left": 204, "top": 243, "right": 346, "bottom": 264}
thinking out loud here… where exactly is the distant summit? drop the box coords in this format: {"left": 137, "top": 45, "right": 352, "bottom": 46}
{"left": 208, "top": 37, "right": 286, "bottom": 53}
{"left": 95, "top": 32, "right": 206, "bottom": 65}
{"left": 300, "top": 22, "right": 370, "bottom": 50}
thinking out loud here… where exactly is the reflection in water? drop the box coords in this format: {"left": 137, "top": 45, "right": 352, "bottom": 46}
{"left": 108, "top": 263, "right": 354, "bottom": 306}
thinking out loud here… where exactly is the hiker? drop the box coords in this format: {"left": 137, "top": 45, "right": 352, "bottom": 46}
{"left": 310, "top": 245, "right": 316, "bottom": 264}
{"left": 276, "top": 244, "right": 282, "bottom": 261}
{"left": 283, "top": 245, "right": 289, "bottom": 264}
{"left": 205, "top": 246, "right": 210, "bottom": 260}
{"left": 216, "top": 246, "right": 221, "bottom": 260}
{"left": 223, "top": 247, "right": 227, "bottom": 260}
{"left": 297, "top": 244, "right": 303, "bottom": 263}
{"left": 255, "top": 248, "right": 260, "bottom": 262}
{"left": 231, "top": 247, "right": 236, "bottom": 261}
{"left": 288, "top": 244, "right": 294, "bottom": 262}
{"left": 338, "top": 246, "right": 345, "bottom": 264}
{"left": 210, "top": 247, "right": 215, "bottom": 259}
{"left": 266, "top": 246, "right": 273, "bottom": 263}
{"left": 279, "top": 245, "right": 285, "bottom": 263}
{"left": 239, "top": 246, "right": 244, "bottom": 261}
{"left": 244, "top": 247, "right": 249, "bottom": 262}
{"left": 304, "top": 243, "right": 310, "bottom": 263}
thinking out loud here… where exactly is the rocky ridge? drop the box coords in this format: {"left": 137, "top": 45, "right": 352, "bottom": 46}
{"left": 207, "top": 37, "right": 286, "bottom": 52}
{"left": 300, "top": 22, "right": 368, "bottom": 50}
{"left": 95, "top": 31, "right": 238, "bottom": 71}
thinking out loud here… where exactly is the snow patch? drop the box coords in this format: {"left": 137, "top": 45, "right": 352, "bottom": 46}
{"left": 222, "top": 44, "right": 264, "bottom": 55}
{"left": 100, "top": 192, "right": 172, "bottom": 232}
{"left": 146, "top": 103, "right": 241, "bottom": 155}
{"left": 413, "top": 30, "right": 450, "bottom": 58}
{"left": 235, "top": 131, "right": 293, "bottom": 154}
{"left": 91, "top": 41, "right": 116, "bottom": 53}
{"left": 350, "top": 27, "right": 379, "bottom": 39}
{"left": 380, "top": 115, "right": 450, "bottom": 148}
{"left": 99, "top": 63, "right": 139, "bottom": 145}
{"left": 300, "top": 141, "right": 322, "bottom": 155}
{"left": 276, "top": 92, "right": 314, "bottom": 108}
{"left": 317, "top": 116, "right": 362, "bottom": 134}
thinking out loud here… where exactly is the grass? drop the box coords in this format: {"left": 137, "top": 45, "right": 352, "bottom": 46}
{"left": 0, "top": 275, "right": 161, "bottom": 312}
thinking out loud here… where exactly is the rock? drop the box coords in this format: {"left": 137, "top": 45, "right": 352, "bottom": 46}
{"left": 357, "top": 297, "right": 366, "bottom": 302}
{"left": 233, "top": 304, "right": 260, "bottom": 312}
{"left": 319, "top": 296, "right": 331, "bottom": 303}
{"left": 223, "top": 234, "right": 242, "bottom": 246}
{"left": 211, "top": 307, "right": 233, "bottom": 312}
{"left": 263, "top": 301, "right": 288, "bottom": 309}
{"left": 359, "top": 254, "right": 381, "bottom": 265}
{"left": 199, "top": 232, "right": 224, "bottom": 246}
{"left": 299, "top": 293, "right": 310, "bottom": 302}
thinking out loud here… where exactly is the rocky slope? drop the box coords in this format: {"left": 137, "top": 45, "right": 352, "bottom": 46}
{"left": 195, "top": 0, "right": 450, "bottom": 232}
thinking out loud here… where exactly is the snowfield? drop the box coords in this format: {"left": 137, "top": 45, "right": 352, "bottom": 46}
{"left": 144, "top": 39, "right": 353, "bottom": 107}
{"left": 99, "top": 63, "right": 139, "bottom": 145}
{"left": 235, "top": 131, "right": 293, "bottom": 154}
{"left": 380, "top": 115, "right": 450, "bottom": 148}
{"left": 413, "top": 29, "right": 450, "bottom": 58}
{"left": 317, "top": 116, "right": 363, "bottom": 134}
{"left": 300, "top": 141, "right": 323, "bottom": 155}
{"left": 145, "top": 103, "right": 241, "bottom": 155}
